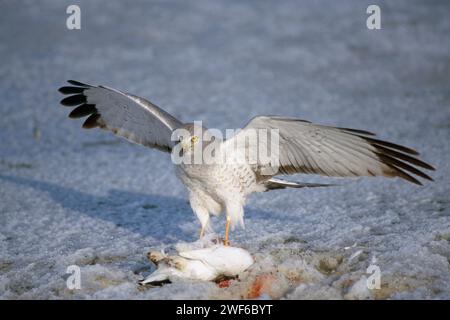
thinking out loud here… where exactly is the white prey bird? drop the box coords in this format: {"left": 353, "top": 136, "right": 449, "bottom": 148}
{"left": 140, "top": 235, "right": 254, "bottom": 284}
{"left": 58, "top": 80, "right": 435, "bottom": 245}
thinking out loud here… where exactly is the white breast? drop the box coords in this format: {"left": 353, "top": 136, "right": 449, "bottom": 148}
{"left": 173, "top": 145, "right": 265, "bottom": 228}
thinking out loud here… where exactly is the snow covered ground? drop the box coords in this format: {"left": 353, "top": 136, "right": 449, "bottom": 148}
{"left": 1, "top": 0, "right": 450, "bottom": 299}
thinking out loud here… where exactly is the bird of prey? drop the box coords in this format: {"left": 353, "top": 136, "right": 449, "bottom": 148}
{"left": 58, "top": 80, "right": 435, "bottom": 245}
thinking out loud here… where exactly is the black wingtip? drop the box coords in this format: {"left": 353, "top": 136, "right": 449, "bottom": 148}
{"left": 67, "top": 80, "right": 91, "bottom": 87}
{"left": 388, "top": 164, "right": 423, "bottom": 186}
{"left": 60, "top": 94, "right": 87, "bottom": 106}
{"left": 366, "top": 137, "right": 420, "bottom": 155}
{"left": 340, "top": 127, "right": 376, "bottom": 136}
{"left": 82, "top": 113, "right": 101, "bottom": 129}
{"left": 68, "top": 104, "right": 97, "bottom": 119}
{"left": 373, "top": 144, "right": 435, "bottom": 171}
{"left": 58, "top": 86, "right": 86, "bottom": 95}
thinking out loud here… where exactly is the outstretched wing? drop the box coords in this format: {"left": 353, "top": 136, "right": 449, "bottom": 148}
{"left": 58, "top": 80, "right": 183, "bottom": 152}
{"left": 226, "top": 116, "right": 435, "bottom": 185}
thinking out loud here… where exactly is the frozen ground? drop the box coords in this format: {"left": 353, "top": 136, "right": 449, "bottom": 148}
{"left": 1, "top": 0, "right": 450, "bottom": 299}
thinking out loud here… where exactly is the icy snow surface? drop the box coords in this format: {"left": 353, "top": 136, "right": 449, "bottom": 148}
{"left": 1, "top": 0, "right": 449, "bottom": 299}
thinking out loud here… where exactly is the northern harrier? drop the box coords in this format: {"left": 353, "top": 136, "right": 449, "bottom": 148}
{"left": 58, "top": 80, "right": 435, "bottom": 245}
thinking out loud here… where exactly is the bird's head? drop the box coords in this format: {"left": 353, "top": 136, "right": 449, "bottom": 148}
{"left": 176, "top": 123, "right": 204, "bottom": 155}
{"left": 171, "top": 122, "right": 221, "bottom": 164}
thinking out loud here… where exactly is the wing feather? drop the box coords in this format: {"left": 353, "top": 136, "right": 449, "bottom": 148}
{"left": 58, "top": 80, "right": 183, "bottom": 152}
{"left": 225, "top": 116, "right": 434, "bottom": 185}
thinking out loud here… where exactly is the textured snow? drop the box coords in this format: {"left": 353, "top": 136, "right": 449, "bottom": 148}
{"left": 1, "top": 0, "right": 450, "bottom": 299}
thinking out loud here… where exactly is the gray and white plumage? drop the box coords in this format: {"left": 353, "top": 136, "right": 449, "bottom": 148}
{"left": 59, "top": 80, "right": 181, "bottom": 152}
{"left": 58, "top": 81, "right": 435, "bottom": 234}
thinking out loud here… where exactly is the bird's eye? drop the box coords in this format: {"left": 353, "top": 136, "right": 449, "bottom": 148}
{"left": 191, "top": 136, "right": 198, "bottom": 143}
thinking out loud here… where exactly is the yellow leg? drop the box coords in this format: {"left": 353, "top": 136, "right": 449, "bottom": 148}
{"left": 199, "top": 226, "right": 205, "bottom": 239}
{"left": 224, "top": 216, "right": 231, "bottom": 246}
